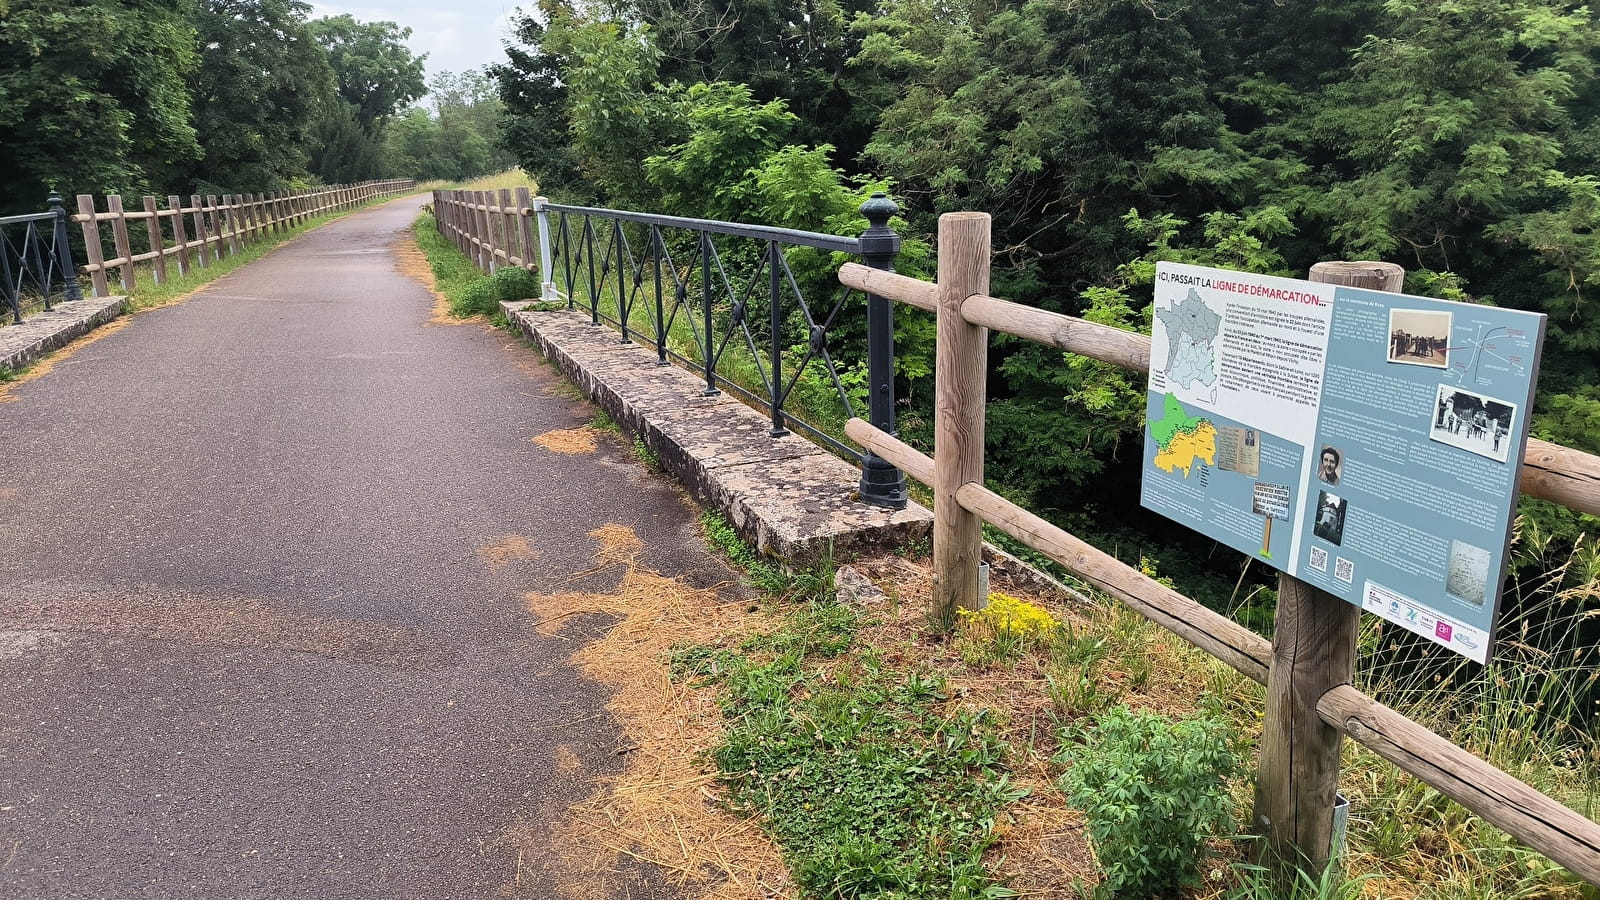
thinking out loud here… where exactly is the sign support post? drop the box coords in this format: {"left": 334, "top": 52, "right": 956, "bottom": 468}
{"left": 1252, "top": 262, "right": 1405, "bottom": 879}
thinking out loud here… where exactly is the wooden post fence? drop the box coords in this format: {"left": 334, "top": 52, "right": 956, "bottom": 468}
{"left": 836, "top": 214, "right": 1600, "bottom": 886}
{"left": 933, "top": 213, "right": 991, "bottom": 622}
{"left": 70, "top": 180, "right": 415, "bottom": 297}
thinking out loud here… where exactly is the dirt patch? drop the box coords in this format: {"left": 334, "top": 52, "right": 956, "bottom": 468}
{"left": 520, "top": 524, "right": 787, "bottom": 900}
{"left": 478, "top": 535, "right": 538, "bottom": 570}
{"left": 554, "top": 745, "right": 583, "bottom": 774}
{"left": 392, "top": 233, "right": 462, "bottom": 326}
{"left": 0, "top": 587, "right": 453, "bottom": 669}
{"left": 0, "top": 317, "right": 132, "bottom": 403}
{"left": 532, "top": 427, "right": 600, "bottom": 455}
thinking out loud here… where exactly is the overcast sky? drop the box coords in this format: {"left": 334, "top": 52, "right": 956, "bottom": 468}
{"left": 309, "top": 0, "right": 524, "bottom": 85}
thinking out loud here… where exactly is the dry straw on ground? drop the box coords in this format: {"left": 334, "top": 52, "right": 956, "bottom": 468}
{"left": 477, "top": 534, "right": 538, "bottom": 569}
{"left": 391, "top": 232, "right": 462, "bottom": 325}
{"left": 522, "top": 524, "right": 789, "bottom": 900}
{"left": 532, "top": 427, "right": 602, "bottom": 455}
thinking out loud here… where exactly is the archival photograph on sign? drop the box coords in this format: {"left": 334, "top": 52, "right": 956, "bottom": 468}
{"left": 1430, "top": 384, "right": 1518, "bottom": 463}
{"left": 1216, "top": 426, "right": 1260, "bottom": 477}
{"left": 1313, "top": 491, "right": 1347, "bottom": 546}
{"left": 1316, "top": 445, "right": 1343, "bottom": 486}
{"left": 1389, "top": 309, "right": 1451, "bottom": 369}
{"left": 1446, "top": 539, "right": 1492, "bottom": 607}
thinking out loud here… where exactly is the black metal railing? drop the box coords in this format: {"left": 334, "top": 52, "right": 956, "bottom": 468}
{"left": 537, "top": 195, "right": 908, "bottom": 509}
{"left": 1, "top": 192, "right": 83, "bottom": 325}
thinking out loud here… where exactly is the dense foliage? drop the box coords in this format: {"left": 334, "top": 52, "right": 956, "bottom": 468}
{"left": 1060, "top": 707, "right": 1241, "bottom": 897}
{"left": 495, "top": 0, "right": 1600, "bottom": 604}
{"left": 0, "top": 0, "right": 505, "bottom": 210}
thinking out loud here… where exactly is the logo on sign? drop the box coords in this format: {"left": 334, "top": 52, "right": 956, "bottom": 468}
{"left": 1435, "top": 622, "right": 1453, "bottom": 641}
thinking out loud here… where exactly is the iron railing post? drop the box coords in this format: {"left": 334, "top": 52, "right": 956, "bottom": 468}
{"left": 856, "top": 192, "right": 909, "bottom": 509}
{"left": 615, "top": 221, "right": 629, "bottom": 344}
{"left": 1, "top": 225, "right": 18, "bottom": 324}
{"left": 701, "top": 232, "right": 718, "bottom": 395}
{"left": 653, "top": 226, "right": 667, "bottom": 364}
{"left": 769, "top": 240, "right": 789, "bottom": 437}
{"left": 533, "top": 196, "right": 557, "bottom": 301}
{"left": 584, "top": 217, "right": 600, "bottom": 325}
{"left": 49, "top": 191, "right": 84, "bottom": 304}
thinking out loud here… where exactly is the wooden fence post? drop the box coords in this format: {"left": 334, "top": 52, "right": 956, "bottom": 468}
{"left": 244, "top": 193, "right": 259, "bottom": 240}
{"left": 76, "top": 195, "right": 109, "bottom": 298}
{"left": 931, "top": 212, "right": 991, "bottom": 623}
{"left": 453, "top": 191, "right": 466, "bottom": 254}
{"left": 106, "top": 195, "right": 135, "bottom": 293}
{"left": 227, "top": 195, "right": 244, "bottom": 255}
{"left": 203, "top": 196, "right": 223, "bottom": 259}
{"left": 168, "top": 195, "right": 190, "bottom": 276}
{"left": 515, "top": 186, "right": 536, "bottom": 271}
{"left": 142, "top": 196, "right": 167, "bottom": 285}
{"left": 190, "top": 195, "right": 210, "bottom": 266}
{"left": 500, "top": 188, "right": 517, "bottom": 266}
{"left": 1254, "top": 260, "right": 1406, "bottom": 879}
{"left": 477, "top": 191, "right": 494, "bottom": 272}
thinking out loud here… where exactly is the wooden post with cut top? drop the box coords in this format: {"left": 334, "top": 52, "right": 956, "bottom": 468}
{"left": 931, "top": 212, "right": 991, "bottom": 624}
{"left": 1253, "top": 260, "right": 1405, "bottom": 879}
{"left": 106, "top": 194, "right": 135, "bottom": 293}
{"left": 142, "top": 196, "right": 167, "bottom": 285}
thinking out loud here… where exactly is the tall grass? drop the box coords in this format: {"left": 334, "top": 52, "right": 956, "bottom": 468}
{"left": 1336, "top": 529, "right": 1600, "bottom": 896}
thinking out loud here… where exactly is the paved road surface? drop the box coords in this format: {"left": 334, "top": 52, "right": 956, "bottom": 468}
{"left": 0, "top": 197, "right": 724, "bottom": 898}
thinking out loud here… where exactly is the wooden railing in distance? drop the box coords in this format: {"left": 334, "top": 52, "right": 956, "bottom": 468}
{"left": 73, "top": 180, "right": 416, "bottom": 298}
{"left": 837, "top": 229, "right": 1600, "bottom": 885}
{"left": 430, "top": 188, "right": 540, "bottom": 276}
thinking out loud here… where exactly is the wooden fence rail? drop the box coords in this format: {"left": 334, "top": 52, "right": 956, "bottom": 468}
{"left": 837, "top": 217, "right": 1600, "bottom": 886}
{"left": 431, "top": 188, "right": 540, "bottom": 276}
{"left": 73, "top": 179, "right": 416, "bottom": 298}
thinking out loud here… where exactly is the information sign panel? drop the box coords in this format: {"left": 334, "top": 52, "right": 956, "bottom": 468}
{"left": 1141, "top": 262, "right": 1546, "bottom": 663}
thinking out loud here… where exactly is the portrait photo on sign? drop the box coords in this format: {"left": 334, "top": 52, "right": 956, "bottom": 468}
{"left": 1316, "top": 445, "right": 1343, "bottom": 486}
{"left": 1430, "top": 384, "right": 1518, "bottom": 463}
{"left": 1446, "top": 539, "right": 1492, "bottom": 608}
{"left": 1388, "top": 309, "right": 1452, "bottom": 369}
{"left": 1313, "top": 490, "right": 1347, "bottom": 546}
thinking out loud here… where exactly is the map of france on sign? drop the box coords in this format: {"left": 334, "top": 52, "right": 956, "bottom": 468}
{"left": 1149, "top": 392, "right": 1217, "bottom": 477}
{"left": 1155, "top": 288, "right": 1223, "bottom": 399}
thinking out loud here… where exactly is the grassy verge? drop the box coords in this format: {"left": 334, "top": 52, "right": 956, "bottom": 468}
{"left": 679, "top": 514, "right": 1599, "bottom": 899}
{"left": 682, "top": 513, "right": 1027, "bottom": 900}
{"left": 410, "top": 210, "right": 544, "bottom": 324}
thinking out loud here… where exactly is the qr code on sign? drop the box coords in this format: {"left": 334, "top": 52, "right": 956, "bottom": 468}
{"left": 1309, "top": 547, "right": 1329, "bottom": 572}
{"left": 1335, "top": 557, "right": 1355, "bottom": 584}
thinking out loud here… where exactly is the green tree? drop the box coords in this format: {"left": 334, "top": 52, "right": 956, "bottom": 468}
{"left": 307, "top": 14, "right": 426, "bottom": 133}
{"left": 180, "top": 0, "right": 334, "bottom": 194}
{"left": 491, "top": 3, "right": 582, "bottom": 191}
{"left": 623, "top": 0, "right": 883, "bottom": 165}
{"left": 0, "top": 0, "right": 199, "bottom": 207}
{"left": 644, "top": 82, "right": 795, "bottom": 221}
{"left": 306, "top": 14, "right": 427, "bottom": 182}
{"left": 539, "top": 9, "right": 675, "bottom": 205}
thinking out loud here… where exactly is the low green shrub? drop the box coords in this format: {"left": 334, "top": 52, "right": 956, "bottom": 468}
{"left": 1059, "top": 705, "right": 1240, "bottom": 897}
{"left": 493, "top": 265, "right": 541, "bottom": 300}
{"left": 454, "top": 278, "right": 501, "bottom": 317}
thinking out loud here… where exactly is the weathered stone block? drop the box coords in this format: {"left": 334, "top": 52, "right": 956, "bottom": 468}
{"left": 504, "top": 305, "right": 932, "bottom": 564}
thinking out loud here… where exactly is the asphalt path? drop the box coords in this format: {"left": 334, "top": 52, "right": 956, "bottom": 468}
{"left": 0, "top": 196, "right": 725, "bottom": 899}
